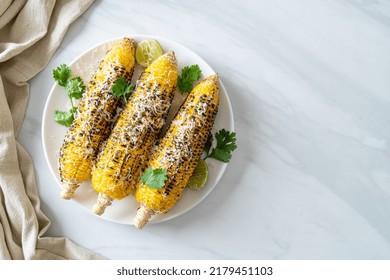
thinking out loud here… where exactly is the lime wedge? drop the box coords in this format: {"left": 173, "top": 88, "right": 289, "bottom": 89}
{"left": 187, "top": 159, "right": 208, "bottom": 190}
{"left": 136, "top": 39, "right": 163, "bottom": 67}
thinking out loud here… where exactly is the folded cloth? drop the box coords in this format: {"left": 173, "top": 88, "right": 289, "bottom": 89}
{"left": 0, "top": 0, "right": 103, "bottom": 260}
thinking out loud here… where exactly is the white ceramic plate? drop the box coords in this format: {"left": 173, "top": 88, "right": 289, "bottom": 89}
{"left": 42, "top": 35, "right": 234, "bottom": 225}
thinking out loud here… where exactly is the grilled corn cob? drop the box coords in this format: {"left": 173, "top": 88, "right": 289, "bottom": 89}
{"left": 134, "top": 74, "right": 219, "bottom": 229}
{"left": 59, "top": 38, "right": 136, "bottom": 199}
{"left": 92, "top": 52, "right": 178, "bottom": 215}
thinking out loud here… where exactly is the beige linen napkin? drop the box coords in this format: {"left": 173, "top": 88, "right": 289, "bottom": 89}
{"left": 0, "top": 0, "right": 103, "bottom": 260}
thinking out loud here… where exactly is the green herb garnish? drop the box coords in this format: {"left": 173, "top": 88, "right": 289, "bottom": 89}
{"left": 112, "top": 76, "right": 134, "bottom": 103}
{"left": 65, "top": 77, "right": 85, "bottom": 100}
{"left": 54, "top": 107, "right": 77, "bottom": 127}
{"left": 177, "top": 64, "right": 202, "bottom": 94}
{"left": 52, "top": 64, "right": 72, "bottom": 87}
{"left": 204, "top": 129, "right": 237, "bottom": 163}
{"left": 141, "top": 168, "right": 168, "bottom": 189}
{"left": 52, "top": 64, "right": 85, "bottom": 127}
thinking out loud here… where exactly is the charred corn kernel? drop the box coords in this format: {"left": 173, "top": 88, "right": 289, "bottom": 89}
{"left": 134, "top": 74, "right": 219, "bottom": 229}
{"left": 91, "top": 52, "right": 178, "bottom": 215}
{"left": 59, "top": 38, "right": 136, "bottom": 199}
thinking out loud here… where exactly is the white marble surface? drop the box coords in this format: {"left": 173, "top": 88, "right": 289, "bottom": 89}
{"left": 18, "top": 0, "right": 390, "bottom": 259}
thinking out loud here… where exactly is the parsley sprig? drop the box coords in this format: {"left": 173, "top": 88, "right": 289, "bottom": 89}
{"left": 111, "top": 76, "right": 134, "bottom": 103}
{"left": 204, "top": 129, "right": 237, "bottom": 163}
{"left": 52, "top": 64, "right": 85, "bottom": 127}
{"left": 141, "top": 168, "right": 168, "bottom": 189}
{"left": 177, "top": 64, "right": 202, "bottom": 94}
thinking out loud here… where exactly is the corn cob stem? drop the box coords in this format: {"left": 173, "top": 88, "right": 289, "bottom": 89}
{"left": 60, "top": 183, "right": 78, "bottom": 200}
{"left": 134, "top": 204, "right": 155, "bottom": 229}
{"left": 92, "top": 193, "right": 113, "bottom": 215}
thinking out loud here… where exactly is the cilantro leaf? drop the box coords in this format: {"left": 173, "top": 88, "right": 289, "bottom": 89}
{"left": 177, "top": 64, "right": 202, "bottom": 94}
{"left": 207, "top": 148, "right": 232, "bottom": 163}
{"left": 204, "top": 129, "right": 237, "bottom": 163}
{"left": 54, "top": 110, "right": 74, "bottom": 127}
{"left": 141, "top": 168, "right": 168, "bottom": 189}
{"left": 69, "top": 106, "right": 77, "bottom": 115}
{"left": 52, "top": 63, "right": 85, "bottom": 127}
{"left": 52, "top": 64, "right": 72, "bottom": 87}
{"left": 65, "top": 77, "right": 85, "bottom": 100}
{"left": 112, "top": 76, "right": 134, "bottom": 103}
